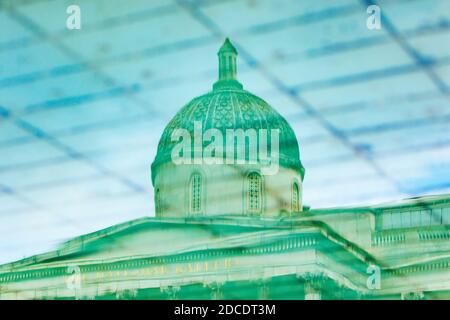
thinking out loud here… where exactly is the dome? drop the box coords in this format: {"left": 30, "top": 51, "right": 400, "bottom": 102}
{"left": 152, "top": 39, "right": 305, "bottom": 184}
{"left": 151, "top": 38, "right": 305, "bottom": 218}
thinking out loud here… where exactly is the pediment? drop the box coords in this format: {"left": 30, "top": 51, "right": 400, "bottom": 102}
{"left": 0, "top": 217, "right": 293, "bottom": 271}
{"left": 1, "top": 216, "right": 371, "bottom": 273}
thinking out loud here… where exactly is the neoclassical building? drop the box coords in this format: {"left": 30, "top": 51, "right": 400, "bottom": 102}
{"left": 0, "top": 39, "right": 449, "bottom": 300}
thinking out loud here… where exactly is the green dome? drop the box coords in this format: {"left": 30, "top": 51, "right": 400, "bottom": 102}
{"left": 151, "top": 39, "right": 305, "bottom": 183}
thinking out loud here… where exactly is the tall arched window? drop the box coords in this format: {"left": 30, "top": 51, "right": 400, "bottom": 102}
{"left": 247, "top": 172, "right": 262, "bottom": 214}
{"left": 292, "top": 182, "right": 300, "bottom": 212}
{"left": 155, "top": 188, "right": 161, "bottom": 216}
{"left": 190, "top": 173, "right": 202, "bottom": 214}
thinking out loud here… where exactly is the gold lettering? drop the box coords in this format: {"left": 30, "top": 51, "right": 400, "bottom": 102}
{"left": 175, "top": 265, "right": 184, "bottom": 274}
{"left": 160, "top": 265, "right": 167, "bottom": 275}
{"left": 224, "top": 259, "right": 232, "bottom": 269}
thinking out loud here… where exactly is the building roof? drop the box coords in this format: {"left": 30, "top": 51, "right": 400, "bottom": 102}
{"left": 303, "top": 193, "right": 450, "bottom": 216}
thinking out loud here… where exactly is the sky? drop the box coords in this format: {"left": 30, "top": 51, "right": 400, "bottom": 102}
{"left": 0, "top": 0, "right": 449, "bottom": 264}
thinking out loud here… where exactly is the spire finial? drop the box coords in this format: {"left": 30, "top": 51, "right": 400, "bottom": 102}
{"left": 213, "top": 38, "right": 243, "bottom": 90}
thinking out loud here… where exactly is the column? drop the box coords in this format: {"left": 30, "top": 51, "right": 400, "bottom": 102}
{"left": 257, "top": 280, "right": 270, "bottom": 299}
{"left": 161, "top": 285, "right": 180, "bottom": 300}
{"left": 304, "top": 281, "right": 321, "bottom": 300}
{"left": 298, "top": 273, "right": 324, "bottom": 300}
{"left": 204, "top": 282, "right": 223, "bottom": 300}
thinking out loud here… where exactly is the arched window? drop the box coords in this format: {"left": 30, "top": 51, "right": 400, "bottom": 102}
{"left": 155, "top": 188, "right": 161, "bottom": 216}
{"left": 190, "top": 173, "right": 202, "bottom": 214}
{"left": 247, "top": 172, "right": 262, "bottom": 214}
{"left": 292, "top": 182, "right": 300, "bottom": 212}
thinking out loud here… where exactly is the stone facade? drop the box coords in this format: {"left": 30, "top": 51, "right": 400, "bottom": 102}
{"left": 0, "top": 195, "right": 449, "bottom": 299}
{"left": 0, "top": 39, "right": 449, "bottom": 300}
